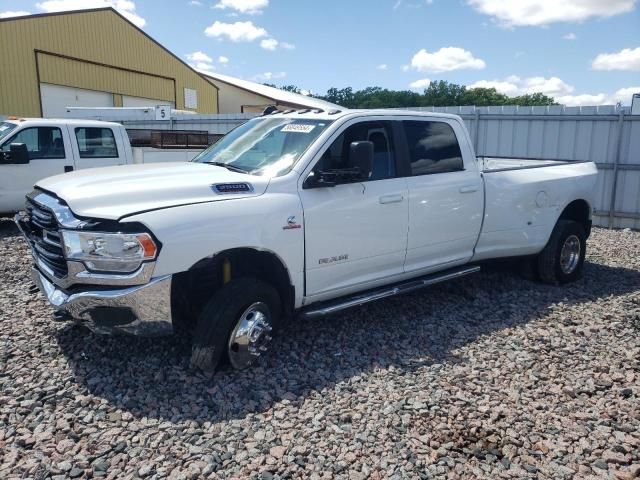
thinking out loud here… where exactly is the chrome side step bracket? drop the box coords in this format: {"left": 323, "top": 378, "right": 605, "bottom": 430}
{"left": 300, "top": 265, "right": 480, "bottom": 319}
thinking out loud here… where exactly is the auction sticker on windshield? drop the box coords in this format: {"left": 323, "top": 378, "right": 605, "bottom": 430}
{"left": 281, "top": 124, "right": 316, "bottom": 133}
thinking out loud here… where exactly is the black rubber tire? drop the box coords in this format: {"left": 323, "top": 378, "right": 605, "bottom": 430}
{"left": 190, "top": 277, "right": 281, "bottom": 372}
{"left": 536, "top": 220, "right": 587, "bottom": 285}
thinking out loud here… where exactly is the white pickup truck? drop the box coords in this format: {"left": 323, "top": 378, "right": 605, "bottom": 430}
{"left": 1, "top": 118, "right": 145, "bottom": 214}
{"left": 16, "top": 109, "right": 598, "bottom": 372}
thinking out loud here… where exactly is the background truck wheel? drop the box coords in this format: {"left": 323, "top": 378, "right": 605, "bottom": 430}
{"left": 190, "top": 277, "right": 281, "bottom": 372}
{"left": 536, "top": 220, "right": 586, "bottom": 285}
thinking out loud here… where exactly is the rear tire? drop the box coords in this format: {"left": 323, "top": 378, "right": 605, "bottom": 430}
{"left": 536, "top": 220, "right": 586, "bottom": 285}
{"left": 190, "top": 277, "right": 281, "bottom": 372}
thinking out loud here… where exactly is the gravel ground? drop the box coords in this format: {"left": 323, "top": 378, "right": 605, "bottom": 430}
{"left": 0, "top": 217, "right": 639, "bottom": 480}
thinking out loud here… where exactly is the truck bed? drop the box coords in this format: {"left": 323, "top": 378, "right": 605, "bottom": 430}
{"left": 472, "top": 157, "right": 598, "bottom": 262}
{"left": 478, "top": 156, "right": 587, "bottom": 172}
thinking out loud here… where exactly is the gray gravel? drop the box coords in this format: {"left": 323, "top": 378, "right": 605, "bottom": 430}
{"left": 1, "top": 216, "right": 639, "bottom": 479}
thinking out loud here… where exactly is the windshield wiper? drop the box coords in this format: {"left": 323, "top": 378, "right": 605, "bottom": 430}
{"left": 205, "top": 161, "right": 249, "bottom": 174}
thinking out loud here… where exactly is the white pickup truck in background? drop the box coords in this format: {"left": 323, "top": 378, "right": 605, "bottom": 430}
{"left": 16, "top": 109, "right": 598, "bottom": 373}
{"left": 0, "top": 118, "right": 201, "bottom": 214}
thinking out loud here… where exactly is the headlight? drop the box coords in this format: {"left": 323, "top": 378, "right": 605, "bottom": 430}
{"left": 61, "top": 231, "right": 157, "bottom": 273}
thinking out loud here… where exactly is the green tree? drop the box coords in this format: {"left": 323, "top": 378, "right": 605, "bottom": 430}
{"left": 316, "top": 81, "right": 557, "bottom": 108}
{"left": 268, "top": 81, "right": 557, "bottom": 108}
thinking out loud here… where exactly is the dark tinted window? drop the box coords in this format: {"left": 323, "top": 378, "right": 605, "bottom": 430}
{"left": 318, "top": 121, "right": 396, "bottom": 181}
{"left": 404, "top": 121, "right": 463, "bottom": 175}
{"left": 75, "top": 127, "right": 118, "bottom": 158}
{"left": 1, "top": 127, "right": 65, "bottom": 159}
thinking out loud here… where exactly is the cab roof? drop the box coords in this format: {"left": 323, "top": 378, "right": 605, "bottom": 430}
{"left": 1, "top": 118, "right": 123, "bottom": 128}
{"left": 262, "top": 108, "right": 463, "bottom": 122}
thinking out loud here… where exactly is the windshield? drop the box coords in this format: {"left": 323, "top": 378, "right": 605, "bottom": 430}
{"left": 0, "top": 122, "right": 17, "bottom": 143}
{"left": 192, "top": 117, "right": 332, "bottom": 177}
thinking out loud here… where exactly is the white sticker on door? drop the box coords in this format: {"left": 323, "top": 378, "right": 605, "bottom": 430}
{"left": 281, "top": 124, "right": 316, "bottom": 133}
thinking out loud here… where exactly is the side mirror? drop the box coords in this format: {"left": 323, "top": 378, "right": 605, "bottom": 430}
{"left": 349, "top": 141, "right": 373, "bottom": 180}
{"left": 303, "top": 141, "right": 374, "bottom": 189}
{"left": 1, "top": 143, "right": 29, "bottom": 164}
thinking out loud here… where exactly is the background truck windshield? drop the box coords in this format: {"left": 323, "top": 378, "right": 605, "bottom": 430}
{"left": 0, "top": 123, "right": 17, "bottom": 143}
{"left": 192, "top": 117, "right": 332, "bottom": 177}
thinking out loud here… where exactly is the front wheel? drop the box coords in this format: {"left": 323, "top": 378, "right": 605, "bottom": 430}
{"left": 190, "top": 277, "right": 281, "bottom": 372}
{"left": 536, "top": 220, "right": 587, "bottom": 285}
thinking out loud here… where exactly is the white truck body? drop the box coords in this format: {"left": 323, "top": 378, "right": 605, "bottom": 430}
{"left": 17, "top": 109, "right": 598, "bottom": 370}
{"left": 0, "top": 118, "right": 199, "bottom": 214}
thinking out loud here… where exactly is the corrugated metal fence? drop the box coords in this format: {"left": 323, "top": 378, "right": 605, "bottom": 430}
{"left": 120, "top": 112, "right": 256, "bottom": 136}
{"left": 101, "top": 106, "right": 639, "bottom": 230}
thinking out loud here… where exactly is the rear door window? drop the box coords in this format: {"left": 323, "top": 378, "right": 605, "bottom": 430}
{"left": 0, "top": 127, "right": 65, "bottom": 159}
{"left": 403, "top": 121, "right": 463, "bottom": 175}
{"left": 75, "top": 127, "right": 118, "bottom": 158}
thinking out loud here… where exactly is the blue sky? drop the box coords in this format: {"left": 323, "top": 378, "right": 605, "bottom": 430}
{"left": 1, "top": 0, "right": 639, "bottom": 105}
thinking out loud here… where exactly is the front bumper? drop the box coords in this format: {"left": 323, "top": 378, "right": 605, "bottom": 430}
{"left": 31, "top": 267, "right": 174, "bottom": 336}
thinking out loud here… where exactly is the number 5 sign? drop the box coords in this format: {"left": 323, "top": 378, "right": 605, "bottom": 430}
{"left": 155, "top": 105, "right": 171, "bottom": 121}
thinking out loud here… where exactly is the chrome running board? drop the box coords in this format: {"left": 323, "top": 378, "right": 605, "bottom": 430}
{"left": 301, "top": 265, "right": 480, "bottom": 318}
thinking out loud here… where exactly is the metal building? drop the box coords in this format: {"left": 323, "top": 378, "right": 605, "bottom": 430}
{"left": 0, "top": 8, "right": 219, "bottom": 117}
{"left": 203, "top": 72, "right": 339, "bottom": 113}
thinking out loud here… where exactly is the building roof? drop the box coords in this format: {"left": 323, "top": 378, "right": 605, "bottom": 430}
{"left": 203, "top": 72, "right": 339, "bottom": 111}
{"left": 0, "top": 7, "right": 219, "bottom": 93}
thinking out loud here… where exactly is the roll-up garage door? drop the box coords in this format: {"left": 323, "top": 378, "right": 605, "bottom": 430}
{"left": 40, "top": 83, "right": 114, "bottom": 118}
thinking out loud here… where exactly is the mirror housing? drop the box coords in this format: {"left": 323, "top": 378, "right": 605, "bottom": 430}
{"left": 349, "top": 141, "right": 373, "bottom": 180}
{"left": 303, "top": 140, "right": 375, "bottom": 189}
{"left": 0, "top": 143, "right": 29, "bottom": 164}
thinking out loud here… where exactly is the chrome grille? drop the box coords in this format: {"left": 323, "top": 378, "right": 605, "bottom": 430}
{"left": 23, "top": 198, "right": 68, "bottom": 277}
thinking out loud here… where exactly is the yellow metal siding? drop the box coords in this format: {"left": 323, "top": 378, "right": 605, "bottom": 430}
{"left": 37, "top": 53, "right": 175, "bottom": 102}
{"left": 0, "top": 9, "right": 217, "bottom": 116}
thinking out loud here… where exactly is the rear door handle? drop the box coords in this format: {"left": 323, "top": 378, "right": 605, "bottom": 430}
{"left": 379, "top": 194, "right": 404, "bottom": 204}
{"left": 459, "top": 185, "right": 479, "bottom": 194}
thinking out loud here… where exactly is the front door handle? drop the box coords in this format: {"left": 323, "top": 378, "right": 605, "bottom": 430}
{"left": 459, "top": 185, "right": 479, "bottom": 194}
{"left": 64, "top": 166, "right": 74, "bottom": 173}
{"left": 379, "top": 194, "right": 404, "bottom": 204}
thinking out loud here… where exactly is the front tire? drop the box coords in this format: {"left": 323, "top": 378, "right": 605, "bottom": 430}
{"left": 536, "top": 220, "right": 586, "bottom": 285}
{"left": 190, "top": 277, "right": 281, "bottom": 372}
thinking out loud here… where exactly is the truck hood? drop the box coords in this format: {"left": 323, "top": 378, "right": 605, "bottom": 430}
{"left": 35, "top": 162, "right": 269, "bottom": 220}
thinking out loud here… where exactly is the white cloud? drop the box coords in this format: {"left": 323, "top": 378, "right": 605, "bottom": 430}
{"left": 469, "top": 75, "right": 639, "bottom": 106}
{"left": 612, "top": 86, "right": 640, "bottom": 103}
{"left": 252, "top": 71, "right": 286, "bottom": 82}
{"left": 204, "top": 20, "right": 267, "bottom": 42}
{"left": 192, "top": 62, "right": 216, "bottom": 75}
{"left": 36, "top": 0, "right": 146, "bottom": 27}
{"left": 0, "top": 10, "right": 31, "bottom": 18}
{"left": 259, "top": 38, "right": 295, "bottom": 51}
{"left": 592, "top": 47, "right": 640, "bottom": 71}
{"left": 556, "top": 89, "right": 640, "bottom": 106}
{"left": 410, "top": 47, "right": 486, "bottom": 73}
{"left": 185, "top": 51, "right": 213, "bottom": 63}
{"left": 377, "top": 64, "right": 389, "bottom": 70}
{"left": 188, "top": 0, "right": 202, "bottom": 5}
{"left": 185, "top": 51, "right": 224, "bottom": 75}
{"left": 557, "top": 86, "right": 637, "bottom": 106}
{"left": 218, "top": 56, "right": 229, "bottom": 64}
{"left": 563, "top": 32, "right": 577, "bottom": 40}
{"left": 467, "top": 0, "right": 637, "bottom": 27}
{"left": 214, "top": 0, "right": 268, "bottom": 14}
{"left": 409, "top": 78, "right": 432, "bottom": 90}
{"left": 469, "top": 76, "right": 574, "bottom": 97}
{"left": 556, "top": 93, "right": 609, "bottom": 106}
{"left": 260, "top": 38, "right": 278, "bottom": 50}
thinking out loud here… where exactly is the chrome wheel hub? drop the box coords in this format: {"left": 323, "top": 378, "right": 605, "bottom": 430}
{"left": 227, "top": 302, "right": 273, "bottom": 369}
{"left": 560, "top": 234, "right": 581, "bottom": 274}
